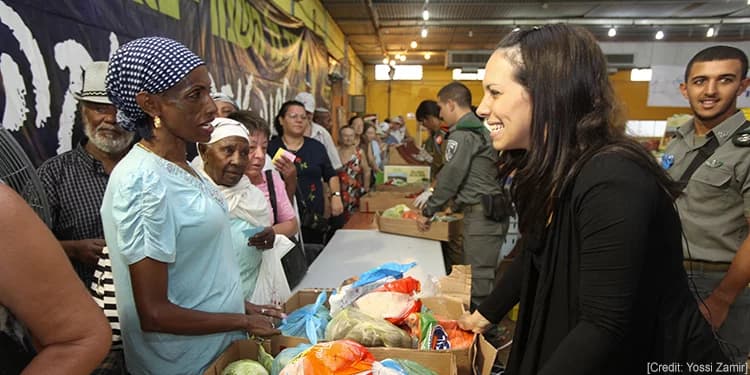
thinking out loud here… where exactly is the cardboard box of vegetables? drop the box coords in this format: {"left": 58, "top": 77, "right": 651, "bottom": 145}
{"left": 376, "top": 204, "right": 462, "bottom": 242}
{"left": 264, "top": 263, "right": 499, "bottom": 375}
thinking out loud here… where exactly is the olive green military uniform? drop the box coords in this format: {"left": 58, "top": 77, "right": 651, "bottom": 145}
{"left": 422, "top": 112, "right": 508, "bottom": 307}
{"left": 423, "top": 128, "right": 449, "bottom": 180}
{"left": 663, "top": 110, "right": 750, "bottom": 361}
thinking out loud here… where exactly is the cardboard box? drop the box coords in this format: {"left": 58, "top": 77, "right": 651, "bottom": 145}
{"left": 203, "top": 338, "right": 271, "bottom": 375}
{"left": 374, "top": 182, "right": 424, "bottom": 194}
{"left": 205, "top": 337, "right": 458, "bottom": 375}
{"left": 376, "top": 211, "right": 463, "bottom": 242}
{"left": 384, "top": 165, "right": 431, "bottom": 184}
{"left": 435, "top": 265, "right": 472, "bottom": 310}
{"left": 359, "top": 191, "right": 416, "bottom": 213}
{"left": 369, "top": 347, "right": 458, "bottom": 375}
{"left": 277, "top": 267, "right": 478, "bottom": 374}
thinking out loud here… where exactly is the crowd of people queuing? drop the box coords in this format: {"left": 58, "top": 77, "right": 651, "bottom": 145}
{"left": 1, "top": 23, "right": 749, "bottom": 375}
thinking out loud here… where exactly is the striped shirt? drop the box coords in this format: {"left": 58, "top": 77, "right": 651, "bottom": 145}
{"left": 90, "top": 247, "right": 122, "bottom": 349}
{"left": 36, "top": 141, "right": 109, "bottom": 286}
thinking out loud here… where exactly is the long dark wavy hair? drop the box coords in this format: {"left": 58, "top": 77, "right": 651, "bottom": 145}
{"left": 494, "top": 24, "right": 682, "bottom": 243}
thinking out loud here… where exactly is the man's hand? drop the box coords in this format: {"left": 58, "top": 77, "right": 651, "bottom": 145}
{"left": 698, "top": 292, "right": 732, "bottom": 330}
{"left": 249, "top": 227, "right": 275, "bottom": 250}
{"left": 417, "top": 215, "right": 432, "bottom": 232}
{"left": 331, "top": 196, "right": 344, "bottom": 216}
{"left": 62, "top": 239, "right": 105, "bottom": 265}
{"left": 413, "top": 190, "right": 432, "bottom": 209}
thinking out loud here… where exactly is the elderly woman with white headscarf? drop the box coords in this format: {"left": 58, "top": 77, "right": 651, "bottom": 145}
{"left": 193, "top": 118, "right": 294, "bottom": 306}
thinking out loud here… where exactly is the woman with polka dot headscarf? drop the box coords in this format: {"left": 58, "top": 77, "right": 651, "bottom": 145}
{"left": 100, "top": 37, "right": 279, "bottom": 374}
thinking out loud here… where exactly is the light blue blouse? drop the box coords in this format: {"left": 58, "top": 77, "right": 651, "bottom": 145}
{"left": 229, "top": 218, "right": 263, "bottom": 300}
{"left": 101, "top": 146, "right": 246, "bottom": 375}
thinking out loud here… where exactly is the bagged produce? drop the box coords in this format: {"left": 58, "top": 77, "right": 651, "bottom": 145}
{"left": 271, "top": 344, "right": 312, "bottom": 375}
{"left": 329, "top": 262, "right": 416, "bottom": 315}
{"left": 353, "top": 262, "right": 416, "bottom": 288}
{"left": 353, "top": 291, "right": 421, "bottom": 326}
{"left": 325, "top": 307, "right": 414, "bottom": 348}
{"left": 405, "top": 312, "right": 474, "bottom": 350}
{"left": 279, "top": 291, "right": 330, "bottom": 344}
{"left": 222, "top": 359, "right": 269, "bottom": 375}
{"left": 374, "top": 277, "right": 421, "bottom": 294}
{"left": 258, "top": 344, "right": 274, "bottom": 373}
{"left": 279, "top": 340, "right": 374, "bottom": 375}
{"left": 382, "top": 204, "right": 410, "bottom": 218}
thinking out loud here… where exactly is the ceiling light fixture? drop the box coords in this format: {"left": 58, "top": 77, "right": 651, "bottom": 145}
{"left": 389, "top": 59, "right": 397, "bottom": 67}
{"left": 382, "top": 57, "right": 389, "bottom": 65}
{"left": 422, "top": 9, "right": 430, "bottom": 21}
{"left": 512, "top": 26, "right": 520, "bottom": 32}
{"left": 424, "top": 52, "right": 431, "bottom": 60}
{"left": 399, "top": 54, "right": 406, "bottom": 62}
{"left": 608, "top": 27, "right": 616, "bottom": 37}
{"left": 421, "top": 27, "right": 428, "bottom": 38}
{"left": 410, "top": 40, "right": 418, "bottom": 49}
{"left": 395, "top": 53, "right": 402, "bottom": 60}
{"left": 706, "top": 26, "right": 715, "bottom": 37}
{"left": 655, "top": 30, "right": 664, "bottom": 40}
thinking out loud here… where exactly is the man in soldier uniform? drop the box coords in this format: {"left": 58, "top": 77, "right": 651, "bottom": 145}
{"left": 417, "top": 82, "right": 508, "bottom": 308}
{"left": 663, "top": 45, "right": 750, "bottom": 363}
{"left": 415, "top": 100, "right": 449, "bottom": 181}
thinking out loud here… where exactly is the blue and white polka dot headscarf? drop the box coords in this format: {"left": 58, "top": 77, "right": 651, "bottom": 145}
{"left": 106, "top": 36, "right": 205, "bottom": 131}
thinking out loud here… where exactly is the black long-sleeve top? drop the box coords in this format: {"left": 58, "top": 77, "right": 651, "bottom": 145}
{"left": 478, "top": 152, "right": 727, "bottom": 375}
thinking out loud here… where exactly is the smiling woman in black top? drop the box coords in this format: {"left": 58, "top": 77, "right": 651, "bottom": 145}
{"left": 460, "top": 24, "right": 729, "bottom": 374}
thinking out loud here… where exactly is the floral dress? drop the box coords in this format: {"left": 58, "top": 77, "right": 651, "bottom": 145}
{"left": 338, "top": 148, "right": 366, "bottom": 220}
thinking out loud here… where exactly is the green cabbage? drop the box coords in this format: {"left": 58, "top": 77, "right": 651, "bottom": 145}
{"left": 382, "top": 204, "right": 410, "bottom": 219}
{"left": 221, "top": 359, "right": 269, "bottom": 375}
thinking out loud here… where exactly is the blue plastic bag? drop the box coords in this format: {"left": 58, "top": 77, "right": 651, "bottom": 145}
{"left": 352, "top": 262, "right": 416, "bottom": 288}
{"left": 278, "top": 291, "right": 330, "bottom": 344}
{"left": 271, "top": 343, "right": 312, "bottom": 375}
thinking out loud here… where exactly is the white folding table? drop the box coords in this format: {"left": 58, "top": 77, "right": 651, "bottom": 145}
{"left": 293, "top": 229, "right": 446, "bottom": 292}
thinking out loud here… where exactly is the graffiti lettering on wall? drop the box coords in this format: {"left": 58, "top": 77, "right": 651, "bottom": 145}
{"left": 0, "top": 0, "right": 329, "bottom": 165}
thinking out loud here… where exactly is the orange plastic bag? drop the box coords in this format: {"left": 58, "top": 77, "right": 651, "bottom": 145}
{"left": 280, "top": 340, "right": 375, "bottom": 375}
{"left": 404, "top": 312, "right": 475, "bottom": 350}
{"left": 374, "top": 277, "right": 421, "bottom": 294}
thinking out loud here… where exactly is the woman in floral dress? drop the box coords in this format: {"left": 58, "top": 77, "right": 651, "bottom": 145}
{"left": 336, "top": 126, "right": 371, "bottom": 220}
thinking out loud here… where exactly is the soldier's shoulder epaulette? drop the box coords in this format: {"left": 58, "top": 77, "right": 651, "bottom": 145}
{"left": 732, "top": 121, "right": 750, "bottom": 147}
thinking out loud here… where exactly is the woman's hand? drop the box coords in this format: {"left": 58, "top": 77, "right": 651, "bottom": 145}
{"left": 458, "top": 310, "right": 492, "bottom": 334}
{"left": 331, "top": 195, "right": 344, "bottom": 216}
{"left": 273, "top": 156, "right": 297, "bottom": 182}
{"left": 249, "top": 227, "right": 275, "bottom": 250}
{"left": 245, "top": 301, "right": 286, "bottom": 319}
{"left": 243, "top": 314, "right": 280, "bottom": 337}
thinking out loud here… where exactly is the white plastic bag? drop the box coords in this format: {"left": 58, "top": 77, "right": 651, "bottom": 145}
{"left": 250, "top": 234, "right": 294, "bottom": 305}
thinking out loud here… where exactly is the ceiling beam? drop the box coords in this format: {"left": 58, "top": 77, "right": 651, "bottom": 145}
{"left": 379, "top": 17, "right": 750, "bottom": 27}
{"left": 364, "top": 0, "right": 387, "bottom": 58}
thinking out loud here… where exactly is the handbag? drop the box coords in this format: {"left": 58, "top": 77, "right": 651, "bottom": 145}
{"left": 266, "top": 170, "right": 308, "bottom": 290}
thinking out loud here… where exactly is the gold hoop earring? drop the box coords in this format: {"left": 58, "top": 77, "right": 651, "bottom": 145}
{"left": 154, "top": 116, "right": 162, "bottom": 129}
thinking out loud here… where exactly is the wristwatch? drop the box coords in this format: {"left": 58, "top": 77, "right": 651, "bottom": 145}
{"left": 330, "top": 191, "right": 342, "bottom": 198}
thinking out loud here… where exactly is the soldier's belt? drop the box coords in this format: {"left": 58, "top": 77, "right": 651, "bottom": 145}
{"left": 683, "top": 259, "right": 731, "bottom": 273}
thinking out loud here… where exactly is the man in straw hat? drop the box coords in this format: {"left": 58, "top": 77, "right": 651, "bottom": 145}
{"left": 35, "top": 60, "right": 134, "bottom": 374}
{"left": 36, "top": 61, "right": 134, "bottom": 285}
